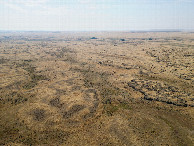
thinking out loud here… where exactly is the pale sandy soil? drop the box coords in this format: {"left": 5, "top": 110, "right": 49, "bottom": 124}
{"left": 0, "top": 32, "right": 194, "bottom": 145}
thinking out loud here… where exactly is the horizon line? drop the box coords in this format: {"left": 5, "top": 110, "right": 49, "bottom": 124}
{"left": 1, "top": 29, "right": 194, "bottom": 33}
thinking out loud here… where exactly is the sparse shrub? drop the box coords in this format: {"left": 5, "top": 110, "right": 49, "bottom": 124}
{"left": 0, "top": 58, "right": 7, "bottom": 64}
{"left": 33, "top": 108, "right": 45, "bottom": 121}
{"left": 23, "top": 81, "right": 37, "bottom": 90}
{"left": 103, "top": 104, "right": 118, "bottom": 116}
{"left": 90, "top": 37, "right": 97, "bottom": 39}
{"left": 30, "top": 74, "right": 48, "bottom": 82}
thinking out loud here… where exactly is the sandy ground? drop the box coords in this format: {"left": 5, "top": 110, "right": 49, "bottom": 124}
{"left": 0, "top": 31, "right": 194, "bottom": 145}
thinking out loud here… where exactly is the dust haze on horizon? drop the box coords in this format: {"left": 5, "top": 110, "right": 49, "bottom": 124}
{"left": 0, "top": 0, "right": 194, "bottom": 31}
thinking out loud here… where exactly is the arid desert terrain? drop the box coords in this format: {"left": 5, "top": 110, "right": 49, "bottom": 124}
{"left": 0, "top": 31, "right": 194, "bottom": 145}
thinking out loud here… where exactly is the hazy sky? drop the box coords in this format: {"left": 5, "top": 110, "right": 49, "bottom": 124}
{"left": 0, "top": 0, "right": 194, "bottom": 31}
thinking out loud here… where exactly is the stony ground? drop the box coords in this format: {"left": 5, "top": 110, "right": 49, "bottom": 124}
{"left": 0, "top": 32, "right": 193, "bottom": 145}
